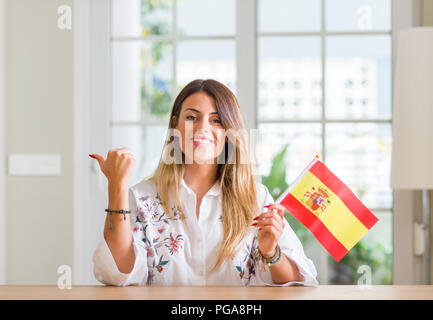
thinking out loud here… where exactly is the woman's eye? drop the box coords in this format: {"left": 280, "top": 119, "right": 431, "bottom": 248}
{"left": 212, "top": 119, "right": 222, "bottom": 124}
{"left": 186, "top": 115, "right": 196, "bottom": 121}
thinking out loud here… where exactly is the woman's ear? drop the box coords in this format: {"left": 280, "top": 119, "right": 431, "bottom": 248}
{"left": 171, "top": 115, "right": 182, "bottom": 139}
{"left": 171, "top": 115, "right": 177, "bottom": 128}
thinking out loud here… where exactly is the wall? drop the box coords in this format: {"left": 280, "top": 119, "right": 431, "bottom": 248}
{"left": 421, "top": 0, "right": 433, "bottom": 284}
{"left": 0, "top": 0, "right": 6, "bottom": 285}
{"left": 395, "top": 0, "right": 433, "bottom": 285}
{"left": 4, "top": 0, "right": 74, "bottom": 284}
{"left": 422, "top": 0, "right": 433, "bottom": 26}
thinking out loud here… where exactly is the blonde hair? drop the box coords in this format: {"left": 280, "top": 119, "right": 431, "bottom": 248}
{"left": 149, "top": 79, "right": 259, "bottom": 273}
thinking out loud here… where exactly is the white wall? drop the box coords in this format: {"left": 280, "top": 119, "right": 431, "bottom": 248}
{"left": 392, "top": 0, "right": 433, "bottom": 285}
{"left": 4, "top": 0, "right": 74, "bottom": 284}
{"left": 0, "top": 0, "right": 7, "bottom": 285}
{"left": 73, "top": 0, "right": 111, "bottom": 286}
{"left": 421, "top": 0, "right": 433, "bottom": 284}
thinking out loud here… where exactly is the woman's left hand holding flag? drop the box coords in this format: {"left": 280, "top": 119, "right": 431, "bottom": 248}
{"left": 252, "top": 204, "right": 286, "bottom": 257}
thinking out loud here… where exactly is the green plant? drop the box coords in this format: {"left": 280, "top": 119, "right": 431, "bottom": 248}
{"left": 140, "top": 0, "right": 173, "bottom": 119}
{"left": 261, "top": 144, "right": 289, "bottom": 201}
{"left": 261, "top": 145, "right": 314, "bottom": 246}
{"left": 328, "top": 240, "right": 392, "bottom": 285}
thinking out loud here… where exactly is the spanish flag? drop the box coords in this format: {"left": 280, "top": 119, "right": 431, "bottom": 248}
{"left": 276, "top": 155, "right": 378, "bottom": 262}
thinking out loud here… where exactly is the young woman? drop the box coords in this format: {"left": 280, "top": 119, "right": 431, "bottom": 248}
{"left": 90, "top": 79, "right": 317, "bottom": 286}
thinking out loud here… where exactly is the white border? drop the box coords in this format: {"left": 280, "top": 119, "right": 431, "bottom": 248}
{"left": 0, "top": 0, "right": 6, "bottom": 284}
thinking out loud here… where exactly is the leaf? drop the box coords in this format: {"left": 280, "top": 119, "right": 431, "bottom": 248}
{"left": 160, "top": 260, "right": 169, "bottom": 266}
{"left": 236, "top": 266, "right": 242, "bottom": 273}
{"left": 262, "top": 144, "right": 289, "bottom": 200}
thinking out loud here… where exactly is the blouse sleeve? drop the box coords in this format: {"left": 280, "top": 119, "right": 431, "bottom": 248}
{"left": 252, "top": 184, "right": 319, "bottom": 287}
{"left": 92, "top": 188, "right": 149, "bottom": 286}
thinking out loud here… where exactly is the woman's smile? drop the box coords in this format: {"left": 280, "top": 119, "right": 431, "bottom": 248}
{"left": 191, "top": 136, "right": 214, "bottom": 147}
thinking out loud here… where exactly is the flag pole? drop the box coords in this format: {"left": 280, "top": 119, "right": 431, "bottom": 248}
{"left": 276, "top": 154, "right": 320, "bottom": 204}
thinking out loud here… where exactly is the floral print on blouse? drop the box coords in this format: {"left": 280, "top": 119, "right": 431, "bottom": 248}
{"left": 92, "top": 178, "right": 318, "bottom": 287}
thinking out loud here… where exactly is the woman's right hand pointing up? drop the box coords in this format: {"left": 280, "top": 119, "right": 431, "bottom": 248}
{"left": 89, "top": 148, "right": 137, "bottom": 274}
{"left": 89, "top": 148, "right": 136, "bottom": 189}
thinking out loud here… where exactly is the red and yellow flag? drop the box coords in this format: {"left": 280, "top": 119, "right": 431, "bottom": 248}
{"left": 277, "top": 155, "right": 379, "bottom": 262}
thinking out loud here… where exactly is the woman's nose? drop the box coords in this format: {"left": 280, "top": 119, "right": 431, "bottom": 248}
{"left": 196, "top": 117, "right": 211, "bottom": 131}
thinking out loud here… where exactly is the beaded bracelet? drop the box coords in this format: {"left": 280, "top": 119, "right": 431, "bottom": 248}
{"left": 105, "top": 209, "right": 131, "bottom": 230}
{"left": 258, "top": 245, "right": 282, "bottom": 266}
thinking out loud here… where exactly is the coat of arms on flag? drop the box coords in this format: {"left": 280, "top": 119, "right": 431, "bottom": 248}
{"left": 276, "top": 155, "right": 379, "bottom": 262}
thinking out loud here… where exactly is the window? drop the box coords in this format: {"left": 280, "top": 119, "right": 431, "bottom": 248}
{"left": 110, "top": 0, "right": 236, "bottom": 185}
{"left": 257, "top": 0, "right": 392, "bottom": 284}
{"left": 109, "top": 0, "right": 392, "bottom": 285}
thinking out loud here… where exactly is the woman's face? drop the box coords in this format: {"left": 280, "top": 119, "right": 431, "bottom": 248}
{"left": 174, "top": 91, "right": 226, "bottom": 164}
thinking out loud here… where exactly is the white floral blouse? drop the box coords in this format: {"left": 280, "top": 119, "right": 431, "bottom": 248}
{"left": 92, "top": 178, "right": 318, "bottom": 286}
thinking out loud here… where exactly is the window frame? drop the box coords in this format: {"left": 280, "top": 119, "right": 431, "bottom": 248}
{"left": 256, "top": 0, "right": 393, "bottom": 284}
